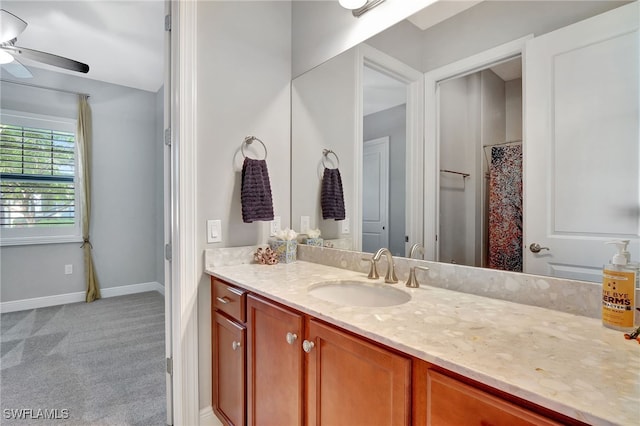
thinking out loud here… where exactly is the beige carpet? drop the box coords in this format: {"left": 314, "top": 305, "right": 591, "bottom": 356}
{"left": 1, "top": 292, "right": 166, "bottom": 425}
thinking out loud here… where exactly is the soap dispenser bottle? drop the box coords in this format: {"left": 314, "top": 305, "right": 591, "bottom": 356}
{"left": 602, "top": 240, "right": 639, "bottom": 331}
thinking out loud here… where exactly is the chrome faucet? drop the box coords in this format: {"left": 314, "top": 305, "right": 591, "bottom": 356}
{"left": 371, "top": 248, "right": 398, "bottom": 283}
{"left": 409, "top": 243, "right": 424, "bottom": 259}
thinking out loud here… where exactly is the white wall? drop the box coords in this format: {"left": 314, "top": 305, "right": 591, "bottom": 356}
{"left": 418, "top": 1, "right": 627, "bottom": 73}
{"left": 195, "top": 1, "right": 292, "bottom": 411}
{"left": 0, "top": 67, "right": 162, "bottom": 303}
{"left": 438, "top": 74, "right": 480, "bottom": 266}
{"left": 291, "top": 48, "right": 357, "bottom": 240}
{"left": 505, "top": 78, "right": 523, "bottom": 143}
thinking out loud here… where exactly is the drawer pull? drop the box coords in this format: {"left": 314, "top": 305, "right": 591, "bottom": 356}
{"left": 216, "top": 296, "right": 231, "bottom": 304}
{"left": 286, "top": 332, "right": 298, "bottom": 345}
{"left": 302, "top": 340, "right": 315, "bottom": 353}
{"left": 232, "top": 341, "right": 241, "bottom": 351}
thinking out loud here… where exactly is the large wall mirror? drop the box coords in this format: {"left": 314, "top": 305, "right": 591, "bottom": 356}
{"left": 291, "top": 0, "right": 638, "bottom": 283}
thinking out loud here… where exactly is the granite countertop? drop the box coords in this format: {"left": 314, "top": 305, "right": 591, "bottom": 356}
{"left": 206, "top": 260, "right": 639, "bottom": 426}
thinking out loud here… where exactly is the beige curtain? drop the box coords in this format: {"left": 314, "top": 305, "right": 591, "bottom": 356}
{"left": 78, "top": 95, "right": 101, "bottom": 302}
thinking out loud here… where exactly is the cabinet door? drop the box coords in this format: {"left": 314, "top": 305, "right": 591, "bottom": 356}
{"left": 306, "top": 319, "right": 411, "bottom": 426}
{"left": 427, "top": 370, "right": 561, "bottom": 426}
{"left": 212, "top": 312, "right": 246, "bottom": 426}
{"left": 246, "top": 295, "right": 304, "bottom": 426}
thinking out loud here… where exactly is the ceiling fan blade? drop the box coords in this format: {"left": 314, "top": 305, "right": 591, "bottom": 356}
{"left": 0, "top": 9, "right": 27, "bottom": 43}
{"left": 3, "top": 45, "right": 89, "bottom": 73}
{"left": 1, "top": 57, "right": 33, "bottom": 79}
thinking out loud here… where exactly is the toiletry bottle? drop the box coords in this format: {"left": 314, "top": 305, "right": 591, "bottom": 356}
{"left": 602, "top": 240, "right": 639, "bottom": 331}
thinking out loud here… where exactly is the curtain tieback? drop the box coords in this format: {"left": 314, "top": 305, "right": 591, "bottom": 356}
{"left": 81, "top": 238, "right": 93, "bottom": 249}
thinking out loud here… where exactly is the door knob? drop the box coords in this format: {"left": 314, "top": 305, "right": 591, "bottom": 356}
{"left": 529, "top": 243, "right": 550, "bottom": 253}
{"left": 302, "top": 340, "right": 315, "bottom": 353}
{"left": 286, "top": 332, "right": 298, "bottom": 345}
{"left": 232, "top": 341, "right": 241, "bottom": 351}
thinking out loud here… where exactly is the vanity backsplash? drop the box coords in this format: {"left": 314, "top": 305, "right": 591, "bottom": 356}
{"left": 205, "top": 245, "right": 612, "bottom": 319}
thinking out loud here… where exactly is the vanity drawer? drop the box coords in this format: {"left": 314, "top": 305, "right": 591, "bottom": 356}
{"left": 427, "top": 370, "right": 561, "bottom": 426}
{"left": 212, "top": 278, "right": 247, "bottom": 323}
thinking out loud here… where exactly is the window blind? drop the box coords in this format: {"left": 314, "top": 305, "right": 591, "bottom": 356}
{"left": 0, "top": 124, "right": 76, "bottom": 228}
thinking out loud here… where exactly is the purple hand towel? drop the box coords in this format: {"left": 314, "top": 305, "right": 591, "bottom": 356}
{"left": 321, "top": 167, "right": 346, "bottom": 220}
{"left": 241, "top": 157, "right": 274, "bottom": 223}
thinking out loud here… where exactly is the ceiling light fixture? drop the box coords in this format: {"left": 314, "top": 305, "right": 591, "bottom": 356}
{"left": 339, "top": 0, "right": 367, "bottom": 10}
{"left": 351, "top": 0, "right": 387, "bottom": 18}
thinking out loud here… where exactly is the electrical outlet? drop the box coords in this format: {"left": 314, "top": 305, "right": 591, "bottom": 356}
{"left": 207, "top": 219, "right": 222, "bottom": 243}
{"left": 65, "top": 264, "right": 73, "bottom": 275}
{"left": 341, "top": 218, "right": 350, "bottom": 234}
{"left": 300, "top": 216, "right": 310, "bottom": 234}
{"left": 270, "top": 216, "right": 281, "bottom": 236}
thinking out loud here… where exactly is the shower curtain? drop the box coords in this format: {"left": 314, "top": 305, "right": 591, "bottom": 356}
{"left": 488, "top": 144, "right": 523, "bottom": 272}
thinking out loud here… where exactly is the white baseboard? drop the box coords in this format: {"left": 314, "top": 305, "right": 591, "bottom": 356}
{"left": 199, "top": 406, "right": 222, "bottom": 426}
{"left": 0, "top": 281, "right": 165, "bottom": 313}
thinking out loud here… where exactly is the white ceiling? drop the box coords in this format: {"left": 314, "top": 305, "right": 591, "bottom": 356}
{"left": 0, "top": 0, "right": 495, "bottom": 95}
{"left": 1, "top": 0, "right": 164, "bottom": 93}
{"left": 363, "top": 66, "right": 406, "bottom": 116}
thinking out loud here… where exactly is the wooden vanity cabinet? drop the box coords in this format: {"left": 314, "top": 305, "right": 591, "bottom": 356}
{"left": 212, "top": 277, "right": 579, "bottom": 426}
{"left": 245, "top": 294, "right": 411, "bottom": 426}
{"left": 246, "top": 294, "right": 305, "bottom": 426}
{"left": 212, "top": 279, "right": 247, "bottom": 426}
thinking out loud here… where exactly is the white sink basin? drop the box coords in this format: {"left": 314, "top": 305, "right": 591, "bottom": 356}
{"left": 308, "top": 280, "right": 411, "bottom": 307}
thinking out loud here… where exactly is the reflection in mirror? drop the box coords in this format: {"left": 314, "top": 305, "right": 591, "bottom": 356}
{"left": 438, "top": 57, "right": 523, "bottom": 271}
{"left": 291, "top": 0, "right": 637, "bottom": 282}
{"left": 362, "top": 65, "right": 407, "bottom": 256}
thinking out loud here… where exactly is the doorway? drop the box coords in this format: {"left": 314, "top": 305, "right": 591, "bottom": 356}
{"left": 437, "top": 57, "right": 522, "bottom": 270}
{"left": 356, "top": 46, "right": 424, "bottom": 256}
{"left": 362, "top": 64, "right": 407, "bottom": 255}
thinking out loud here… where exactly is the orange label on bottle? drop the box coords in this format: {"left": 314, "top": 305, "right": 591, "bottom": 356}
{"left": 602, "top": 269, "right": 636, "bottom": 328}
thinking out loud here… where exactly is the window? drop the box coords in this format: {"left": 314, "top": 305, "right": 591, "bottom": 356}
{"left": 0, "top": 111, "right": 81, "bottom": 245}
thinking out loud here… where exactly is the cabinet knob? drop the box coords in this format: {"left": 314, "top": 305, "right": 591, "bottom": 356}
{"left": 286, "top": 332, "right": 298, "bottom": 345}
{"left": 216, "top": 296, "right": 231, "bottom": 304}
{"left": 232, "top": 341, "right": 241, "bottom": 351}
{"left": 302, "top": 340, "right": 315, "bottom": 353}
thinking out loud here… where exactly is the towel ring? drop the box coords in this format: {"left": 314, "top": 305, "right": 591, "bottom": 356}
{"left": 322, "top": 149, "right": 340, "bottom": 169}
{"left": 242, "top": 136, "right": 268, "bottom": 160}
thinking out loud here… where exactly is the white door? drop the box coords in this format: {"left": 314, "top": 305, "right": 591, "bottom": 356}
{"left": 524, "top": 2, "right": 639, "bottom": 281}
{"left": 362, "top": 137, "right": 389, "bottom": 253}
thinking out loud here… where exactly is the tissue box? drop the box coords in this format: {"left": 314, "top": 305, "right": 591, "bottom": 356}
{"left": 268, "top": 240, "right": 297, "bottom": 263}
{"left": 304, "top": 237, "right": 324, "bottom": 247}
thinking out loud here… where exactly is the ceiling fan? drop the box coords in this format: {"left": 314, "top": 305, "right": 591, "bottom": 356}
{"left": 0, "top": 9, "right": 89, "bottom": 79}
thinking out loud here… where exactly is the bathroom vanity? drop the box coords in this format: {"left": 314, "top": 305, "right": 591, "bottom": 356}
{"left": 207, "top": 258, "right": 639, "bottom": 426}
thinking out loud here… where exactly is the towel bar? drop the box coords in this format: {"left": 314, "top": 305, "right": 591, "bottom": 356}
{"left": 242, "top": 136, "right": 267, "bottom": 160}
{"left": 322, "top": 149, "right": 340, "bottom": 169}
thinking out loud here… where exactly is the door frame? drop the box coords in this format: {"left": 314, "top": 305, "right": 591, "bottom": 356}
{"left": 169, "top": 1, "right": 200, "bottom": 424}
{"left": 423, "top": 35, "right": 531, "bottom": 262}
{"left": 354, "top": 44, "right": 423, "bottom": 254}
{"left": 163, "top": 0, "right": 173, "bottom": 424}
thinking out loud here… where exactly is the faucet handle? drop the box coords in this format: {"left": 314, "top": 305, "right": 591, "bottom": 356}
{"left": 362, "top": 257, "right": 379, "bottom": 279}
{"left": 405, "top": 265, "right": 429, "bottom": 288}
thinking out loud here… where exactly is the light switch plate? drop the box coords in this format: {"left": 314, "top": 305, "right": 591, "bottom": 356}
{"left": 270, "top": 216, "right": 281, "bottom": 236}
{"left": 300, "top": 216, "right": 310, "bottom": 234}
{"left": 341, "top": 218, "right": 350, "bottom": 234}
{"left": 207, "top": 219, "right": 222, "bottom": 243}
